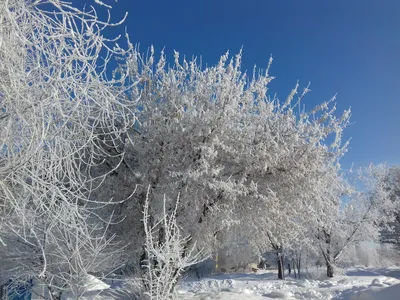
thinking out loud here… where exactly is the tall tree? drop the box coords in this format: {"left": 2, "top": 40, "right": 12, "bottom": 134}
{"left": 119, "top": 48, "right": 350, "bottom": 280}
{"left": 0, "top": 0, "right": 134, "bottom": 297}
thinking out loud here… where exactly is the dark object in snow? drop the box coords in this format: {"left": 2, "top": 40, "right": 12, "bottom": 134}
{"left": 6, "top": 279, "right": 32, "bottom": 300}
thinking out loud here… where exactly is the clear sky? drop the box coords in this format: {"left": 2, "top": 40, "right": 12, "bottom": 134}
{"left": 82, "top": 0, "right": 400, "bottom": 170}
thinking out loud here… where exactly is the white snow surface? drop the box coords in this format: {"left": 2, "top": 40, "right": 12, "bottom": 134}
{"left": 177, "top": 268, "right": 400, "bottom": 300}
{"left": 54, "top": 267, "right": 400, "bottom": 299}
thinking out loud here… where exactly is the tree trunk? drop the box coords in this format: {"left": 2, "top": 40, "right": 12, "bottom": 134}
{"left": 277, "top": 251, "right": 285, "bottom": 280}
{"left": 320, "top": 229, "right": 334, "bottom": 278}
{"left": 215, "top": 253, "right": 219, "bottom": 273}
{"left": 326, "top": 263, "right": 334, "bottom": 278}
{"left": 324, "top": 249, "right": 334, "bottom": 278}
{"left": 292, "top": 260, "right": 297, "bottom": 279}
{"left": 296, "top": 253, "right": 301, "bottom": 279}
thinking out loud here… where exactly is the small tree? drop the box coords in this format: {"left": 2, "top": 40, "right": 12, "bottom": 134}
{"left": 317, "top": 165, "right": 396, "bottom": 277}
{"left": 378, "top": 166, "right": 400, "bottom": 249}
{"left": 141, "top": 188, "right": 204, "bottom": 300}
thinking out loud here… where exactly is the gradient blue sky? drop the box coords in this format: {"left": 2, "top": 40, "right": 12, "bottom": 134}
{"left": 83, "top": 0, "right": 400, "bottom": 170}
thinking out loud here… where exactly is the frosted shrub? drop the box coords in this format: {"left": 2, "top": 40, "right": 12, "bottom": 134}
{"left": 141, "top": 188, "right": 205, "bottom": 300}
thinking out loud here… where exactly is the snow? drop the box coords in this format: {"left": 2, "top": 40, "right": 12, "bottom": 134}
{"left": 61, "top": 275, "right": 111, "bottom": 300}
{"left": 176, "top": 268, "right": 400, "bottom": 300}
{"left": 49, "top": 267, "right": 400, "bottom": 299}
{"left": 80, "top": 274, "right": 111, "bottom": 291}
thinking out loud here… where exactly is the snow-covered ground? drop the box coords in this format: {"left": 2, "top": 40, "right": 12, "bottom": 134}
{"left": 177, "top": 268, "right": 400, "bottom": 300}
{"left": 50, "top": 267, "right": 400, "bottom": 299}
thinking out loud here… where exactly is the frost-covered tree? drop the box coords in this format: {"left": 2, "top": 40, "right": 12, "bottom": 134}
{"left": 316, "top": 165, "right": 396, "bottom": 277}
{"left": 378, "top": 166, "right": 400, "bottom": 248}
{"left": 0, "top": 0, "right": 134, "bottom": 297}
{"left": 242, "top": 155, "right": 349, "bottom": 279}
{"left": 118, "top": 47, "right": 351, "bottom": 281}
{"left": 1, "top": 0, "right": 386, "bottom": 297}
{"left": 141, "top": 188, "right": 204, "bottom": 300}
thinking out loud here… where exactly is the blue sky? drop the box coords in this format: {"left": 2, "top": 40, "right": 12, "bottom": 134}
{"left": 82, "top": 0, "right": 400, "bottom": 170}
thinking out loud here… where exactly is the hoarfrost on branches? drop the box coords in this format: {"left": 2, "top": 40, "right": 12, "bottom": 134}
{"left": 0, "top": 0, "right": 134, "bottom": 297}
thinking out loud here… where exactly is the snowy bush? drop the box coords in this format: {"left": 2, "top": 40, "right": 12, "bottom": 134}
{"left": 141, "top": 188, "right": 205, "bottom": 299}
